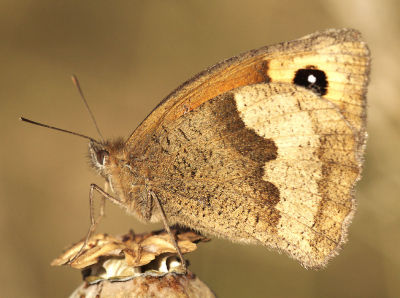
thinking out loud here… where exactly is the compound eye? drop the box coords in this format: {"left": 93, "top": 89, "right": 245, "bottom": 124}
{"left": 96, "top": 150, "right": 109, "bottom": 165}
{"left": 293, "top": 66, "right": 328, "bottom": 96}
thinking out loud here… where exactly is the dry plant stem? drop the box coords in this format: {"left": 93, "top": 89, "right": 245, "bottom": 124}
{"left": 152, "top": 191, "right": 187, "bottom": 271}
{"left": 68, "top": 184, "right": 123, "bottom": 263}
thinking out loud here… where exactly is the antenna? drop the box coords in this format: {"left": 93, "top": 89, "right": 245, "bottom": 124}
{"left": 71, "top": 74, "right": 104, "bottom": 141}
{"left": 20, "top": 117, "right": 102, "bottom": 145}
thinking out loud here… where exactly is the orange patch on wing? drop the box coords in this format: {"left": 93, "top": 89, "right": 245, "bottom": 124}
{"left": 166, "top": 59, "right": 270, "bottom": 122}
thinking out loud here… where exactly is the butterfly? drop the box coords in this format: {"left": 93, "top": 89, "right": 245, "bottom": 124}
{"left": 23, "top": 28, "right": 370, "bottom": 269}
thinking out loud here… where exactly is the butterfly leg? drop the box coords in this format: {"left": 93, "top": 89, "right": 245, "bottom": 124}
{"left": 68, "top": 183, "right": 124, "bottom": 264}
{"left": 148, "top": 190, "right": 187, "bottom": 272}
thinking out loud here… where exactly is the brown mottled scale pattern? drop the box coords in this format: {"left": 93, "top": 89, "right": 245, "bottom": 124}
{"left": 93, "top": 28, "right": 370, "bottom": 268}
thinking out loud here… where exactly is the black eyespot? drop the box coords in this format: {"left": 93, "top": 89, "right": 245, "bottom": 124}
{"left": 96, "top": 150, "right": 109, "bottom": 165}
{"left": 293, "top": 66, "right": 328, "bottom": 96}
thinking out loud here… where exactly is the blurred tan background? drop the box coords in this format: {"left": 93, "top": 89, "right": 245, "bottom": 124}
{"left": 2, "top": 0, "right": 399, "bottom": 297}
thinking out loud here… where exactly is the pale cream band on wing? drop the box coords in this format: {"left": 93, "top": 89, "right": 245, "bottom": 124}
{"left": 234, "top": 83, "right": 356, "bottom": 262}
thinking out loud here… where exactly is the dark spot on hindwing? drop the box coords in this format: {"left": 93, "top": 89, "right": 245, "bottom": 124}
{"left": 293, "top": 65, "right": 328, "bottom": 96}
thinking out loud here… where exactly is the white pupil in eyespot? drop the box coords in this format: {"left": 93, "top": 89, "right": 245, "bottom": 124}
{"left": 308, "top": 74, "right": 317, "bottom": 84}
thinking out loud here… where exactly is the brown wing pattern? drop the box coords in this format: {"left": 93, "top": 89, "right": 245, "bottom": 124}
{"left": 121, "top": 28, "right": 370, "bottom": 267}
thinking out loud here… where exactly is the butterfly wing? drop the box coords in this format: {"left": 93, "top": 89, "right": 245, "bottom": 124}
{"left": 125, "top": 28, "right": 370, "bottom": 268}
{"left": 126, "top": 28, "right": 369, "bottom": 153}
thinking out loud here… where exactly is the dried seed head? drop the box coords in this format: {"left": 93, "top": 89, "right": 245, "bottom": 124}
{"left": 52, "top": 229, "right": 214, "bottom": 297}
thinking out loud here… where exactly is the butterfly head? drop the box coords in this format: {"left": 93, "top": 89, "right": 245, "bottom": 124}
{"left": 88, "top": 138, "right": 125, "bottom": 178}
{"left": 89, "top": 141, "right": 109, "bottom": 176}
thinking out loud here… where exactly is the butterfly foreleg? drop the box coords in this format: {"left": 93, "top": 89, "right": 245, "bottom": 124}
{"left": 68, "top": 183, "right": 124, "bottom": 264}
